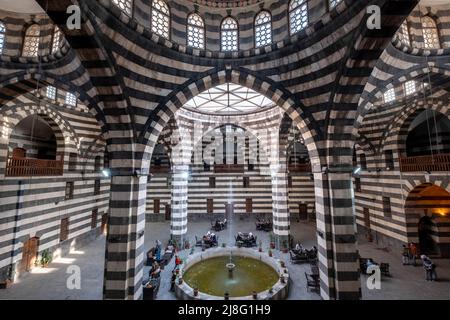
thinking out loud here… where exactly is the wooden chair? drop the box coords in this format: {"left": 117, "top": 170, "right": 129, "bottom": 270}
{"left": 380, "top": 263, "right": 391, "bottom": 277}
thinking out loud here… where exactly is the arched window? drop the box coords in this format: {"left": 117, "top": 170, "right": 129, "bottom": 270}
{"left": 398, "top": 21, "right": 410, "bottom": 46}
{"left": 51, "top": 26, "right": 61, "bottom": 54}
{"left": 22, "top": 24, "right": 40, "bottom": 57}
{"left": 422, "top": 16, "right": 440, "bottom": 49}
{"left": 255, "top": 11, "right": 272, "bottom": 48}
{"left": 0, "top": 21, "right": 5, "bottom": 54}
{"left": 289, "top": 0, "right": 308, "bottom": 35}
{"left": 329, "top": 0, "right": 342, "bottom": 9}
{"left": 112, "top": 0, "right": 133, "bottom": 16}
{"left": 187, "top": 13, "right": 205, "bottom": 49}
{"left": 151, "top": 0, "right": 170, "bottom": 39}
{"left": 221, "top": 17, "right": 238, "bottom": 52}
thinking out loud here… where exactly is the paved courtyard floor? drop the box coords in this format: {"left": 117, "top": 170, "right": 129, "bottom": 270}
{"left": 0, "top": 218, "right": 449, "bottom": 300}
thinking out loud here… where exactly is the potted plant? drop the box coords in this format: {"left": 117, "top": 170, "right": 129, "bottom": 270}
{"left": 252, "top": 291, "right": 258, "bottom": 299}
{"left": 280, "top": 260, "right": 285, "bottom": 268}
{"left": 224, "top": 292, "right": 229, "bottom": 300}
{"left": 258, "top": 240, "right": 263, "bottom": 252}
{"left": 268, "top": 249, "right": 273, "bottom": 257}
{"left": 281, "top": 240, "right": 289, "bottom": 253}
{"left": 269, "top": 232, "right": 275, "bottom": 249}
{"left": 193, "top": 288, "right": 199, "bottom": 297}
{"left": 178, "top": 277, "right": 183, "bottom": 285}
{"left": 40, "top": 249, "right": 52, "bottom": 267}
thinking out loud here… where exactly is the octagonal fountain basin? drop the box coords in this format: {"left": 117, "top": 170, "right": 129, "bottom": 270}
{"left": 175, "top": 247, "right": 289, "bottom": 300}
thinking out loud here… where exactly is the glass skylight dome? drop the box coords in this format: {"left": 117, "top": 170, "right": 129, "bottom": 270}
{"left": 183, "top": 83, "right": 275, "bottom": 115}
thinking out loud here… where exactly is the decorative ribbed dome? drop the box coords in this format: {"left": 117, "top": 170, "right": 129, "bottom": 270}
{"left": 186, "top": 0, "right": 263, "bottom": 8}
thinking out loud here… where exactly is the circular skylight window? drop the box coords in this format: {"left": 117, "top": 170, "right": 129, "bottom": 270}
{"left": 183, "top": 83, "right": 275, "bottom": 114}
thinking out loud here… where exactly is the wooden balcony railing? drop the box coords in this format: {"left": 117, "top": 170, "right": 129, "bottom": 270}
{"left": 399, "top": 153, "right": 450, "bottom": 172}
{"left": 214, "top": 164, "right": 244, "bottom": 173}
{"left": 288, "top": 163, "right": 312, "bottom": 172}
{"left": 6, "top": 157, "right": 64, "bottom": 177}
{"left": 150, "top": 165, "right": 170, "bottom": 174}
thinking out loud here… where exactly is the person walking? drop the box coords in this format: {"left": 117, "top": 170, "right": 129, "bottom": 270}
{"left": 170, "top": 271, "right": 177, "bottom": 292}
{"left": 421, "top": 255, "right": 437, "bottom": 281}
{"left": 402, "top": 245, "right": 410, "bottom": 265}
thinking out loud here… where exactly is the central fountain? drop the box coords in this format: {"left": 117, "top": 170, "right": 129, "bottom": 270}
{"left": 226, "top": 251, "right": 236, "bottom": 278}
{"left": 175, "top": 247, "right": 289, "bottom": 300}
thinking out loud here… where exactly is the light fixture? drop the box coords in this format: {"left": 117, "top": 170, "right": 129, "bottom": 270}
{"left": 353, "top": 166, "right": 362, "bottom": 175}
{"left": 102, "top": 169, "right": 111, "bottom": 177}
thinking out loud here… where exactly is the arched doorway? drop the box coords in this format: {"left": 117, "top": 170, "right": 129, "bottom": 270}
{"left": 418, "top": 215, "right": 438, "bottom": 255}
{"left": 405, "top": 183, "right": 450, "bottom": 257}
{"left": 6, "top": 114, "right": 62, "bottom": 176}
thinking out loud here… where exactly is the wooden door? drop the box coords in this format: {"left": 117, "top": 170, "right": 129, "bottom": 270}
{"left": 153, "top": 199, "right": 160, "bottom": 214}
{"left": 363, "top": 208, "right": 371, "bottom": 229}
{"left": 299, "top": 204, "right": 308, "bottom": 220}
{"left": 101, "top": 213, "right": 108, "bottom": 235}
{"left": 245, "top": 198, "right": 252, "bottom": 214}
{"left": 225, "top": 203, "right": 234, "bottom": 216}
{"left": 207, "top": 199, "right": 214, "bottom": 214}
{"left": 20, "top": 237, "right": 39, "bottom": 273}
{"left": 60, "top": 218, "right": 69, "bottom": 242}
{"left": 165, "top": 204, "right": 171, "bottom": 221}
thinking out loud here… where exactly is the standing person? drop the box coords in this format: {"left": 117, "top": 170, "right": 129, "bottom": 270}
{"left": 170, "top": 271, "right": 176, "bottom": 292}
{"left": 173, "top": 255, "right": 182, "bottom": 271}
{"left": 421, "top": 255, "right": 437, "bottom": 281}
{"left": 402, "top": 245, "right": 410, "bottom": 265}
{"left": 409, "top": 242, "right": 418, "bottom": 266}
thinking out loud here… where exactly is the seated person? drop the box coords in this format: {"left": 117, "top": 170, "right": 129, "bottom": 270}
{"left": 149, "top": 262, "right": 160, "bottom": 278}
{"left": 165, "top": 245, "right": 174, "bottom": 255}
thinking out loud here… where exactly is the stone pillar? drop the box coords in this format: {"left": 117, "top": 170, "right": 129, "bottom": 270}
{"left": 271, "top": 168, "right": 290, "bottom": 249}
{"left": 103, "top": 174, "right": 147, "bottom": 300}
{"left": 314, "top": 168, "right": 361, "bottom": 300}
{"left": 170, "top": 164, "right": 189, "bottom": 244}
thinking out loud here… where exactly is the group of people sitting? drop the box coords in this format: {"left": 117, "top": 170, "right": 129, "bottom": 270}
{"left": 146, "top": 240, "right": 176, "bottom": 267}
{"left": 195, "top": 231, "right": 218, "bottom": 248}
{"left": 255, "top": 218, "right": 272, "bottom": 232}
{"left": 235, "top": 232, "right": 257, "bottom": 247}
{"left": 212, "top": 219, "right": 227, "bottom": 231}
{"left": 290, "top": 243, "right": 318, "bottom": 263}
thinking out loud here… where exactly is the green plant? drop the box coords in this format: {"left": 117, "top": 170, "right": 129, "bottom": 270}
{"left": 40, "top": 250, "right": 52, "bottom": 267}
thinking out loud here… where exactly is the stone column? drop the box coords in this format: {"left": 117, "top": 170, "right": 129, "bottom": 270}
{"left": 103, "top": 173, "right": 147, "bottom": 300}
{"left": 314, "top": 168, "right": 361, "bottom": 300}
{"left": 271, "top": 167, "right": 290, "bottom": 249}
{"left": 170, "top": 164, "right": 189, "bottom": 244}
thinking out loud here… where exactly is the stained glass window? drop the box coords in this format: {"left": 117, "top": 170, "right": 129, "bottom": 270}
{"left": 221, "top": 17, "right": 238, "bottom": 52}
{"left": 22, "top": 24, "right": 40, "bottom": 57}
{"left": 187, "top": 13, "right": 205, "bottom": 49}
{"left": 151, "top": 0, "right": 170, "bottom": 39}
{"left": 255, "top": 11, "right": 272, "bottom": 48}
{"left": 0, "top": 22, "right": 5, "bottom": 54}
{"left": 422, "top": 16, "right": 440, "bottom": 49}
{"left": 65, "top": 92, "right": 77, "bottom": 107}
{"left": 289, "top": 0, "right": 308, "bottom": 35}
{"left": 112, "top": 0, "right": 133, "bottom": 16}
{"left": 51, "top": 26, "right": 61, "bottom": 54}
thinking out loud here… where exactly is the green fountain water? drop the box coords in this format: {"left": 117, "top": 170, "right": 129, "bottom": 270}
{"left": 182, "top": 255, "right": 279, "bottom": 297}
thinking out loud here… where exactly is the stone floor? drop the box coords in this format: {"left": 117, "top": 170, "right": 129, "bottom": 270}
{"left": 0, "top": 218, "right": 449, "bottom": 300}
